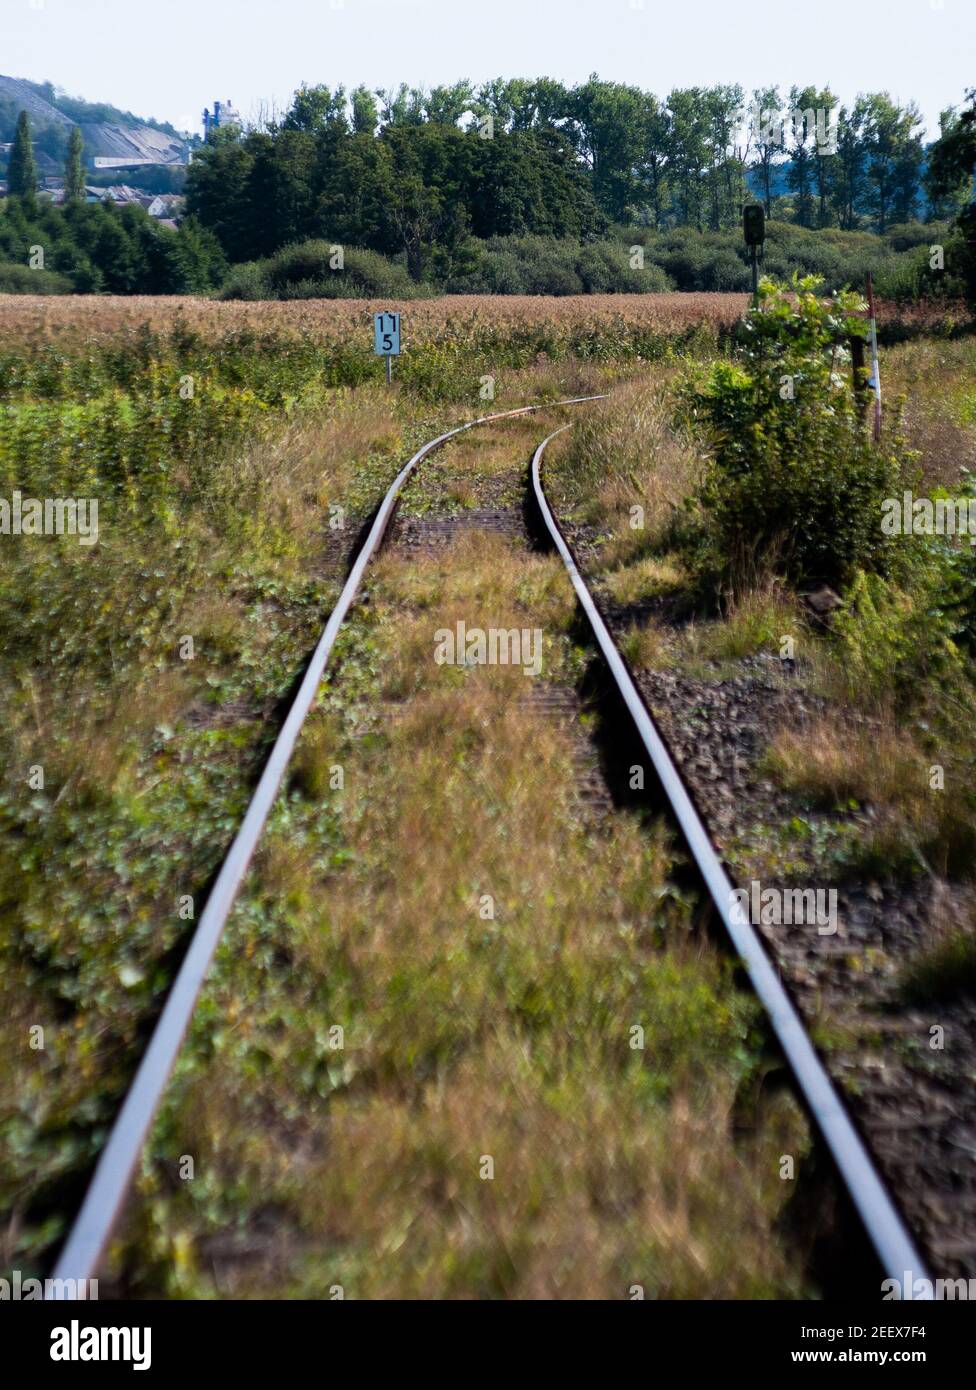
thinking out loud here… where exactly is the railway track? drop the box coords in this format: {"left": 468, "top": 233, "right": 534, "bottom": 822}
{"left": 51, "top": 393, "right": 930, "bottom": 1296}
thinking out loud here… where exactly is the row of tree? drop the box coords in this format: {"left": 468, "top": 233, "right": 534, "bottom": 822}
{"left": 7, "top": 111, "right": 86, "bottom": 207}
{"left": 2, "top": 113, "right": 224, "bottom": 293}
{"left": 3, "top": 80, "right": 973, "bottom": 300}
{"left": 179, "top": 77, "right": 974, "bottom": 273}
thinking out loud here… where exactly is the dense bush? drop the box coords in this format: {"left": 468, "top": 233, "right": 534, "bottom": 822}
{"left": 576, "top": 240, "right": 670, "bottom": 293}
{"left": 0, "top": 260, "right": 73, "bottom": 294}
{"left": 220, "top": 241, "right": 420, "bottom": 300}
{"left": 218, "top": 260, "right": 269, "bottom": 301}
{"left": 682, "top": 275, "right": 909, "bottom": 593}
{"left": 267, "top": 242, "right": 418, "bottom": 298}
{"left": 615, "top": 221, "right": 960, "bottom": 302}
{"left": 445, "top": 235, "right": 674, "bottom": 295}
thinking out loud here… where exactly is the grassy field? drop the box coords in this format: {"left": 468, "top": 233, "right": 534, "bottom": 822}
{"left": 0, "top": 298, "right": 683, "bottom": 1284}
{"left": 0, "top": 289, "right": 964, "bottom": 350}
{"left": 1, "top": 286, "right": 973, "bottom": 1294}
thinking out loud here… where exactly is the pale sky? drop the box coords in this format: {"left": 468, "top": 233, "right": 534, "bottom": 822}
{"left": 3, "top": 0, "right": 973, "bottom": 138}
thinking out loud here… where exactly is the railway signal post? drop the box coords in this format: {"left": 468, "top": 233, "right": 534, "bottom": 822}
{"left": 743, "top": 203, "right": 765, "bottom": 305}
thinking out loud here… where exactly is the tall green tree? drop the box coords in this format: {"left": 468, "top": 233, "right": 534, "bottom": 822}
{"left": 425, "top": 82, "right": 475, "bottom": 126}
{"left": 750, "top": 85, "right": 782, "bottom": 217}
{"left": 635, "top": 93, "right": 672, "bottom": 229}
{"left": 376, "top": 84, "right": 426, "bottom": 126}
{"left": 283, "top": 84, "right": 347, "bottom": 134}
{"left": 667, "top": 87, "right": 710, "bottom": 229}
{"left": 927, "top": 89, "right": 976, "bottom": 307}
{"left": 830, "top": 97, "right": 869, "bottom": 229}
{"left": 704, "top": 85, "right": 745, "bottom": 229}
{"left": 926, "top": 103, "right": 975, "bottom": 221}
{"left": 570, "top": 76, "right": 645, "bottom": 221}
{"left": 863, "top": 94, "right": 923, "bottom": 231}
{"left": 64, "top": 125, "right": 85, "bottom": 202}
{"left": 350, "top": 86, "right": 379, "bottom": 135}
{"left": 785, "top": 86, "right": 817, "bottom": 227}
{"left": 8, "top": 110, "right": 38, "bottom": 208}
{"left": 812, "top": 87, "right": 837, "bottom": 226}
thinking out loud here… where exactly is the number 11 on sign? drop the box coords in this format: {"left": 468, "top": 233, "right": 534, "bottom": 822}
{"left": 374, "top": 312, "right": 401, "bottom": 384}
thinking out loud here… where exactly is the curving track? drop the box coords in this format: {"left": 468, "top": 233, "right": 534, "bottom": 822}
{"left": 52, "top": 394, "right": 929, "bottom": 1296}
{"left": 50, "top": 395, "right": 607, "bottom": 1291}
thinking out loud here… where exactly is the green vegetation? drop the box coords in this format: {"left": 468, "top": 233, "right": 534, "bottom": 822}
{"left": 0, "top": 324, "right": 419, "bottom": 1272}
{"left": 0, "top": 189, "right": 225, "bottom": 294}
{"left": 547, "top": 282, "right": 976, "bottom": 899}
{"left": 63, "top": 126, "right": 84, "bottom": 205}
{"left": 899, "top": 927, "right": 976, "bottom": 1004}
{"left": 681, "top": 276, "right": 907, "bottom": 592}
{"left": 927, "top": 88, "right": 976, "bottom": 312}
{"left": 181, "top": 77, "right": 975, "bottom": 302}
{"left": 3, "top": 79, "right": 974, "bottom": 303}
{"left": 7, "top": 111, "right": 37, "bottom": 208}
{"left": 0, "top": 312, "right": 654, "bottom": 1280}
{"left": 190, "top": 78, "right": 948, "bottom": 254}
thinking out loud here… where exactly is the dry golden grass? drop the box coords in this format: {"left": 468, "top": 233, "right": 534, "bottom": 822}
{"left": 762, "top": 713, "right": 976, "bottom": 878}
{"left": 0, "top": 292, "right": 750, "bottom": 348}
{"left": 0, "top": 290, "right": 946, "bottom": 354}
{"left": 764, "top": 717, "right": 927, "bottom": 811}
{"left": 619, "top": 619, "right": 674, "bottom": 671}
{"left": 602, "top": 556, "right": 687, "bottom": 607}
{"left": 551, "top": 372, "right": 701, "bottom": 553}
{"left": 884, "top": 337, "right": 976, "bottom": 488}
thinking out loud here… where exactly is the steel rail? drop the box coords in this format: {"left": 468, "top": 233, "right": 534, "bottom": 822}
{"left": 531, "top": 423, "right": 930, "bottom": 1293}
{"left": 50, "top": 394, "right": 608, "bottom": 1292}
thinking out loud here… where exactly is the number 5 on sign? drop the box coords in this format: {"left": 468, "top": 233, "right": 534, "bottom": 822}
{"left": 374, "top": 311, "right": 400, "bottom": 383}
{"left": 374, "top": 312, "right": 400, "bottom": 356}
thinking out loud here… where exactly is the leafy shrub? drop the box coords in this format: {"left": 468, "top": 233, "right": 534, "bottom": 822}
{"left": 0, "top": 197, "right": 224, "bottom": 295}
{"left": 446, "top": 234, "right": 673, "bottom": 296}
{"left": 446, "top": 247, "right": 528, "bottom": 294}
{"left": 885, "top": 221, "right": 948, "bottom": 253}
{"left": 837, "top": 498, "right": 976, "bottom": 698}
{"left": 681, "top": 274, "right": 908, "bottom": 593}
{"left": 263, "top": 241, "right": 417, "bottom": 299}
{"left": 0, "top": 261, "right": 73, "bottom": 294}
{"left": 219, "top": 260, "right": 269, "bottom": 300}
{"left": 701, "top": 249, "right": 751, "bottom": 292}
{"left": 873, "top": 246, "right": 935, "bottom": 302}
{"left": 576, "top": 241, "right": 671, "bottom": 293}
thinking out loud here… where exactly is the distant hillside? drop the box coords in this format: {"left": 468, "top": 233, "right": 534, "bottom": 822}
{"left": 0, "top": 74, "right": 192, "bottom": 168}
{"left": 0, "top": 74, "right": 73, "bottom": 129}
{"left": 20, "top": 78, "right": 185, "bottom": 138}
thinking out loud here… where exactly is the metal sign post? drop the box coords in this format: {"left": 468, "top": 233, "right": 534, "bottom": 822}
{"left": 373, "top": 311, "right": 401, "bottom": 384}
